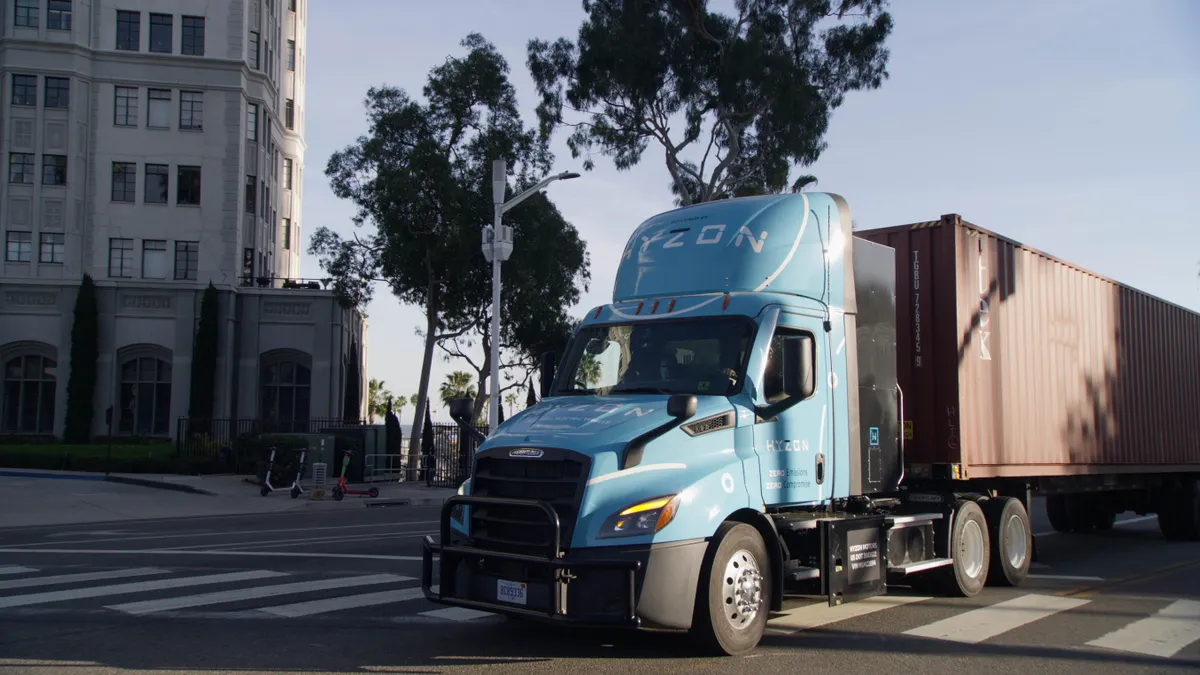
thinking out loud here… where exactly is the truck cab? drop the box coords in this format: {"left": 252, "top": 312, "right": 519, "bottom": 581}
{"left": 422, "top": 192, "right": 1026, "bottom": 655}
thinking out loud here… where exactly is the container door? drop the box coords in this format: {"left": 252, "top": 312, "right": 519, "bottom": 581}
{"left": 753, "top": 313, "right": 831, "bottom": 507}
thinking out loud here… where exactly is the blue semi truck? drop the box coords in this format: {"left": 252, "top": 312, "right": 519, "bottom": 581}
{"left": 421, "top": 192, "right": 1040, "bottom": 655}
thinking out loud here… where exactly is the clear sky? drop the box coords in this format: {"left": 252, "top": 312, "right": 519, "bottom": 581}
{"left": 297, "top": 0, "right": 1199, "bottom": 425}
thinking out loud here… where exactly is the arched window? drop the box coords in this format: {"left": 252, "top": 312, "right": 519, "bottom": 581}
{"left": 1, "top": 343, "right": 57, "bottom": 434}
{"left": 118, "top": 346, "right": 173, "bottom": 436}
{"left": 260, "top": 350, "right": 311, "bottom": 429}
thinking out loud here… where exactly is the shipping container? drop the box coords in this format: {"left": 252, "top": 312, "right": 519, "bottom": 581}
{"left": 858, "top": 214, "right": 1200, "bottom": 481}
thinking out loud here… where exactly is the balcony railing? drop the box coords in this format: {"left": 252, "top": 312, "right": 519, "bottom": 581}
{"left": 240, "top": 274, "right": 333, "bottom": 290}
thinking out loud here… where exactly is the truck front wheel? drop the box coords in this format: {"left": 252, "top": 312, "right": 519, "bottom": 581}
{"left": 691, "top": 522, "right": 771, "bottom": 657}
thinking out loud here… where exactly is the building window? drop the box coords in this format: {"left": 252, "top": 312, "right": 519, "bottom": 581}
{"left": 287, "top": 40, "right": 295, "bottom": 71}
{"left": 181, "top": 16, "right": 204, "bottom": 55}
{"left": 42, "top": 155, "right": 66, "bottom": 185}
{"left": 179, "top": 91, "right": 203, "bottom": 130}
{"left": 147, "top": 88, "right": 170, "bottom": 127}
{"left": 12, "top": 74, "right": 36, "bottom": 106}
{"left": 114, "top": 86, "right": 138, "bottom": 126}
{"left": 111, "top": 162, "right": 136, "bottom": 202}
{"left": 9, "top": 153, "right": 34, "bottom": 184}
{"left": 249, "top": 31, "right": 259, "bottom": 69}
{"left": 174, "top": 241, "right": 198, "bottom": 280}
{"left": 108, "top": 238, "right": 133, "bottom": 277}
{"left": 47, "top": 0, "right": 71, "bottom": 30}
{"left": 283, "top": 158, "right": 292, "bottom": 189}
{"left": 44, "top": 77, "right": 70, "bottom": 108}
{"left": 283, "top": 218, "right": 291, "bottom": 250}
{"left": 149, "top": 13, "right": 172, "bottom": 53}
{"left": 118, "top": 355, "right": 172, "bottom": 436}
{"left": 142, "top": 240, "right": 166, "bottom": 278}
{"left": 144, "top": 163, "right": 168, "bottom": 203}
{"left": 116, "top": 10, "right": 139, "bottom": 50}
{"left": 260, "top": 360, "right": 311, "bottom": 425}
{"left": 289, "top": 0, "right": 295, "bottom": 11}
{"left": 246, "top": 103, "right": 258, "bottom": 141}
{"left": 176, "top": 166, "right": 201, "bottom": 204}
{"left": 5, "top": 231, "right": 32, "bottom": 262}
{"left": 39, "top": 233, "right": 64, "bottom": 264}
{"left": 2, "top": 353, "right": 56, "bottom": 434}
{"left": 285, "top": 99, "right": 294, "bottom": 130}
{"left": 15, "top": 0, "right": 37, "bottom": 27}
{"left": 245, "top": 175, "right": 256, "bottom": 214}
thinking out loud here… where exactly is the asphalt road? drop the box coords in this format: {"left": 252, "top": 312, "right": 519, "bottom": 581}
{"left": 1, "top": 498, "right": 1198, "bottom": 674}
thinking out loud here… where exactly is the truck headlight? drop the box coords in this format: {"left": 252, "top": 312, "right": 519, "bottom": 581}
{"left": 597, "top": 494, "right": 680, "bottom": 538}
{"left": 451, "top": 478, "right": 471, "bottom": 524}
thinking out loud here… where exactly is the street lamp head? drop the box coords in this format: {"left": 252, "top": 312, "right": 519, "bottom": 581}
{"left": 492, "top": 159, "right": 507, "bottom": 206}
{"left": 559, "top": 172, "right": 581, "bottom": 181}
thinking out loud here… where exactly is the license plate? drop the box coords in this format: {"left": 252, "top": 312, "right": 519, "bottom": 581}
{"left": 497, "top": 579, "right": 527, "bottom": 605}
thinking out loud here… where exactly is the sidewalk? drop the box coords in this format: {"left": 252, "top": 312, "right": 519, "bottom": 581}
{"left": 0, "top": 468, "right": 456, "bottom": 528}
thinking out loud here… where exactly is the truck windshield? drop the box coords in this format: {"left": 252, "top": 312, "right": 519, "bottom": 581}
{"left": 554, "top": 317, "right": 755, "bottom": 397}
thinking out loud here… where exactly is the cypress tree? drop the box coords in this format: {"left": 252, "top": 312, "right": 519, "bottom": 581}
{"left": 188, "top": 283, "right": 219, "bottom": 432}
{"left": 63, "top": 274, "right": 99, "bottom": 442}
{"left": 343, "top": 341, "right": 361, "bottom": 422}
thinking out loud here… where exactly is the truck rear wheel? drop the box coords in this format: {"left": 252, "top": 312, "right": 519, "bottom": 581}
{"left": 691, "top": 522, "right": 771, "bottom": 657}
{"left": 913, "top": 499, "right": 989, "bottom": 597}
{"left": 1046, "top": 495, "right": 1071, "bottom": 533}
{"left": 983, "top": 497, "right": 1031, "bottom": 587}
{"left": 1159, "top": 480, "right": 1200, "bottom": 541}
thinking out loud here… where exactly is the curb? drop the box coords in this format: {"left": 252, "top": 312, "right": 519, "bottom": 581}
{"left": 364, "top": 497, "right": 448, "bottom": 508}
{"left": 0, "top": 469, "right": 216, "bottom": 495}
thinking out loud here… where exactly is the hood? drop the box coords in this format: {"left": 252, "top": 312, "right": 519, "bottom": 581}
{"left": 483, "top": 394, "right": 732, "bottom": 455}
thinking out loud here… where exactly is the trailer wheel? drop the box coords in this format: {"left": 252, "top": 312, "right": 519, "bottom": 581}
{"left": 1161, "top": 480, "right": 1200, "bottom": 541}
{"left": 983, "top": 497, "right": 1031, "bottom": 587}
{"left": 690, "top": 522, "right": 771, "bottom": 657}
{"left": 1046, "top": 496, "right": 1071, "bottom": 533}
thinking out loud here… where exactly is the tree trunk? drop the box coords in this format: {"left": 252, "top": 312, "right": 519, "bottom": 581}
{"left": 406, "top": 277, "right": 439, "bottom": 478}
{"left": 470, "top": 327, "right": 491, "bottom": 424}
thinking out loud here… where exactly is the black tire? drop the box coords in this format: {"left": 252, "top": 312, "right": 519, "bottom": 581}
{"left": 290, "top": 486, "right": 301, "bottom": 499}
{"left": 1092, "top": 506, "right": 1116, "bottom": 531}
{"left": 260, "top": 485, "right": 270, "bottom": 497}
{"left": 690, "top": 522, "right": 771, "bottom": 657}
{"left": 332, "top": 487, "right": 344, "bottom": 501}
{"left": 983, "top": 497, "right": 1031, "bottom": 587}
{"left": 1046, "top": 495, "right": 1071, "bottom": 533}
{"left": 368, "top": 487, "right": 380, "bottom": 498}
{"left": 1158, "top": 484, "right": 1186, "bottom": 540}
{"left": 1064, "top": 495, "right": 1097, "bottom": 533}
{"left": 917, "top": 500, "right": 989, "bottom": 597}
{"left": 1167, "top": 480, "right": 1200, "bottom": 541}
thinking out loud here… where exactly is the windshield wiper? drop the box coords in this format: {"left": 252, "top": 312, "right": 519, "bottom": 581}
{"left": 609, "top": 386, "right": 673, "bottom": 395}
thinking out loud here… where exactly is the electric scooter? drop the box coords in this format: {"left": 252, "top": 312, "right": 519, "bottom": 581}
{"left": 331, "top": 450, "right": 379, "bottom": 501}
{"left": 260, "top": 446, "right": 307, "bottom": 499}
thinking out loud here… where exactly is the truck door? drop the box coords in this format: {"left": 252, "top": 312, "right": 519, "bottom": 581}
{"left": 753, "top": 313, "right": 831, "bottom": 507}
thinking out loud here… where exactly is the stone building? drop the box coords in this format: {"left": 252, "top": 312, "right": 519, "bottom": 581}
{"left": 0, "top": 0, "right": 366, "bottom": 440}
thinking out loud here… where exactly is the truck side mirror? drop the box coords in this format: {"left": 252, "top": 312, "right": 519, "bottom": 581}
{"left": 667, "top": 394, "right": 698, "bottom": 420}
{"left": 539, "top": 351, "right": 557, "bottom": 398}
{"left": 783, "top": 335, "right": 816, "bottom": 400}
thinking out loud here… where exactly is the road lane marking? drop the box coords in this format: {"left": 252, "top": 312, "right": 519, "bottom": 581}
{"left": 767, "top": 594, "right": 932, "bottom": 633}
{"left": 0, "top": 566, "right": 36, "bottom": 576}
{"left": 0, "top": 570, "right": 287, "bottom": 609}
{"left": 1033, "top": 515, "right": 1157, "bottom": 538}
{"left": 17, "top": 520, "right": 441, "bottom": 548}
{"left": 259, "top": 587, "right": 426, "bottom": 617}
{"left": 0, "top": 548, "right": 427, "bottom": 562}
{"left": 420, "top": 607, "right": 493, "bottom": 621}
{"left": 154, "top": 530, "right": 438, "bottom": 551}
{"left": 0, "top": 567, "right": 164, "bottom": 590}
{"left": 1085, "top": 599, "right": 1200, "bottom": 658}
{"left": 107, "top": 573, "right": 412, "bottom": 615}
{"left": 1027, "top": 574, "right": 1105, "bottom": 582}
{"left": 904, "top": 594, "right": 1089, "bottom": 643}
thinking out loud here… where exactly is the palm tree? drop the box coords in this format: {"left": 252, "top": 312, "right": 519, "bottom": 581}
{"left": 367, "top": 378, "right": 393, "bottom": 423}
{"left": 504, "top": 391, "right": 519, "bottom": 417}
{"left": 439, "top": 371, "right": 475, "bottom": 407}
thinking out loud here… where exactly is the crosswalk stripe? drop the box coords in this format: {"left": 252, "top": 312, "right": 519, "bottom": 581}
{"left": 0, "top": 566, "right": 37, "bottom": 576}
{"left": 767, "top": 594, "right": 932, "bottom": 633}
{"left": 259, "top": 587, "right": 426, "bottom": 618}
{"left": 420, "top": 607, "right": 493, "bottom": 621}
{"left": 0, "top": 568, "right": 165, "bottom": 590}
{"left": 904, "top": 593, "right": 1089, "bottom": 643}
{"left": 107, "top": 573, "right": 412, "bottom": 615}
{"left": 1086, "top": 599, "right": 1200, "bottom": 658}
{"left": 0, "top": 570, "right": 287, "bottom": 609}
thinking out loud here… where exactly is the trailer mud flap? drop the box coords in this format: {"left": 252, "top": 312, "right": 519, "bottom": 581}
{"left": 822, "top": 515, "right": 887, "bottom": 606}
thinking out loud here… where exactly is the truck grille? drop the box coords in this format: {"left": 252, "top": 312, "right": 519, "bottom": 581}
{"left": 468, "top": 450, "right": 588, "bottom": 556}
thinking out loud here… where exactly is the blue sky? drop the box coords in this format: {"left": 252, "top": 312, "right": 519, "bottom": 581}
{"left": 298, "top": 0, "right": 1199, "bottom": 424}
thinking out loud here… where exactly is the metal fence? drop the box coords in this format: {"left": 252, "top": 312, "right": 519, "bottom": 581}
{"left": 421, "top": 422, "right": 489, "bottom": 488}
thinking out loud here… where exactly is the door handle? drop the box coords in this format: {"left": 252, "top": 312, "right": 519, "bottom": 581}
{"left": 815, "top": 453, "right": 825, "bottom": 485}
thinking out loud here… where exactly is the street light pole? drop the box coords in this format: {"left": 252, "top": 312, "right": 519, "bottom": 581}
{"left": 484, "top": 159, "right": 579, "bottom": 431}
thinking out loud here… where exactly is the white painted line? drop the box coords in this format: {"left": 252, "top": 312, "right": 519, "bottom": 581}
{"left": 17, "top": 520, "right": 440, "bottom": 548}
{"left": 259, "top": 587, "right": 426, "bottom": 617}
{"left": 420, "top": 607, "right": 493, "bottom": 621}
{"left": 0, "top": 548, "right": 426, "bottom": 562}
{"left": 0, "top": 566, "right": 37, "bottom": 576}
{"left": 768, "top": 594, "right": 932, "bottom": 633}
{"left": 1033, "top": 515, "right": 1157, "bottom": 538}
{"left": 0, "top": 570, "right": 287, "bottom": 609}
{"left": 0, "top": 567, "right": 165, "bottom": 590}
{"left": 107, "top": 573, "right": 412, "bottom": 615}
{"left": 1027, "top": 574, "right": 1106, "bottom": 582}
{"left": 159, "top": 530, "right": 438, "bottom": 552}
{"left": 1086, "top": 599, "right": 1200, "bottom": 658}
{"left": 904, "top": 594, "right": 1090, "bottom": 643}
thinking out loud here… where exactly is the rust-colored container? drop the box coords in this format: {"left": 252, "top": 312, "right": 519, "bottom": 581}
{"left": 858, "top": 215, "right": 1200, "bottom": 480}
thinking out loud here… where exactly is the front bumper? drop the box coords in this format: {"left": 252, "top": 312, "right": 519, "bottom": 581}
{"left": 421, "top": 495, "right": 707, "bottom": 630}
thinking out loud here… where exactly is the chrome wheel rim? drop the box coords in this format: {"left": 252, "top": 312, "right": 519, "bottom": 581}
{"left": 1004, "top": 512, "right": 1028, "bottom": 569}
{"left": 721, "top": 549, "right": 763, "bottom": 630}
{"left": 960, "top": 519, "right": 985, "bottom": 579}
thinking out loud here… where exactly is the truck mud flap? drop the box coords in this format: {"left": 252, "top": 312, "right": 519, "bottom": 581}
{"left": 821, "top": 515, "right": 887, "bottom": 606}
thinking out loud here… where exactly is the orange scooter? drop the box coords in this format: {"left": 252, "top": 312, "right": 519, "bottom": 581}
{"left": 331, "top": 450, "right": 379, "bottom": 501}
